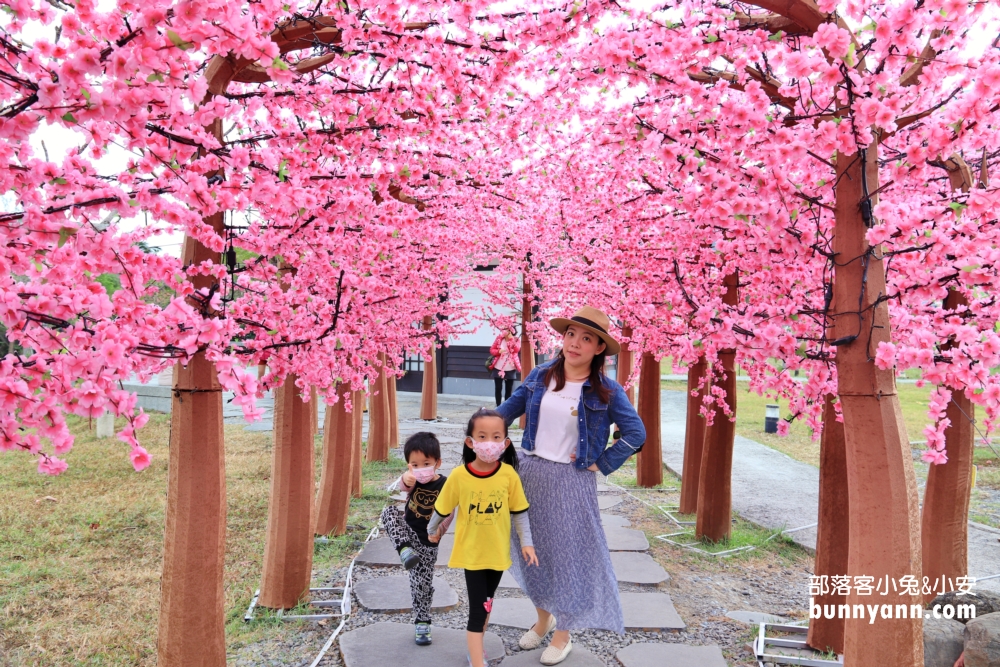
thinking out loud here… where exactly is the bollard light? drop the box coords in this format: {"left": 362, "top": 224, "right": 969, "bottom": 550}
{"left": 765, "top": 404, "right": 780, "bottom": 434}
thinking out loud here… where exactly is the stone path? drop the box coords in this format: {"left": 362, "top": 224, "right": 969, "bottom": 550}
{"left": 353, "top": 575, "right": 458, "bottom": 613}
{"left": 616, "top": 642, "right": 728, "bottom": 667}
{"left": 658, "top": 389, "right": 1000, "bottom": 592}
{"left": 339, "top": 622, "right": 506, "bottom": 666}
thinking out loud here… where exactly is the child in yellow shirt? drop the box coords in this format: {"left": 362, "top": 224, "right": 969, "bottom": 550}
{"left": 427, "top": 408, "right": 538, "bottom": 667}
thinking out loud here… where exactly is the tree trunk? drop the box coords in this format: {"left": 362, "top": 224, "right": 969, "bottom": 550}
{"left": 834, "top": 143, "right": 922, "bottom": 666}
{"left": 351, "top": 389, "right": 364, "bottom": 498}
{"left": 807, "top": 394, "right": 850, "bottom": 654}
{"left": 679, "top": 357, "right": 708, "bottom": 515}
{"left": 315, "top": 385, "right": 356, "bottom": 536}
{"left": 636, "top": 351, "right": 663, "bottom": 487}
{"left": 420, "top": 316, "right": 438, "bottom": 420}
{"left": 920, "top": 157, "right": 975, "bottom": 602}
{"left": 158, "top": 230, "right": 227, "bottom": 666}
{"left": 519, "top": 275, "right": 535, "bottom": 430}
{"left": 366, "top": 359, "right": 390, "bottom": 462}
{"left": 920, "top": 289, "right": 973, "bottom": 602}
{"left": 695, "top": 272, "right": 738, "bottom": 542}
{"left": 387, "top": 371, "right": 399, "bottom": 449}
{"left": 258, "top": 374, "right": 316, "bottom": 609}
{"left": 618, "top": 325, "right": 635, "bottom": 405}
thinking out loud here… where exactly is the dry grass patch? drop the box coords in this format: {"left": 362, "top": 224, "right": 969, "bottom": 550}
{"left": 0, "top": 412, "right": 404, "bottom": 666}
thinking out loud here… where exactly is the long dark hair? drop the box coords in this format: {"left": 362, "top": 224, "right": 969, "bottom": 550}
{"left": 463, "top": 408, "right": 518, "bottom": 472}
{"left": 544, "top": 347, "right": 611, "bottom": 404}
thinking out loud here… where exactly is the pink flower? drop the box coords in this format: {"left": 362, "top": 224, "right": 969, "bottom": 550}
{"left": 38, "top": 455, "right": 69, "bottom": 475}
{"left": 874, "top": 342, "right": 897, "bottom": 370}
{"left": 921, "top": 448, "right": 948, "bottom": 466}
{"left": 129, "top": 446, "right": 152, "bottom": 471}
{"left": 814, "top": 23, "right": 852, "bottom": 60}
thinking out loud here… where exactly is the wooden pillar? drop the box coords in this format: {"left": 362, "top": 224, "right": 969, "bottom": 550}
{"left": 159, "top": 219, "right": 227, "bottom": 666}
{"left": 636, "top": 351, "right": 663, "bottom": 487}
{"left": 695, "top": 272, "right": 738, "bottom": 542}
{"left": 519, "top": 274, "right": 535, "bottom": 429}
{"left": 351, "top": 389, "right": 364, "bottom": 498}
{"left": 834, "top": 143, "right": 922, "bottom": 666}
{"left": 315, "top": 385, "right": 356, "bottom": 536}
{"left": 920, "top": 366, "right": 973, "bottom": 602}
{"left": 366, "top": 359, "right": 390, "bottom": 462}
{"left": 920, "top": 157, "right": 975, "bottom": 602}
{"left": 808, "top": 394, "right": 850, "bottom": 654}
{"left": 420, "top": 316, "right": 438, "bottom": 421}
{"left": 678, "top": 357, "right": 708, "bottom": 514}
{"left": 387, "top": 370, "right": 399, "bottom": 449}
{"left": 258, "top": 375, "right": 315, "bottom": 609}
{"left": 618, "top": 325, "right": 635, "bottom": 405}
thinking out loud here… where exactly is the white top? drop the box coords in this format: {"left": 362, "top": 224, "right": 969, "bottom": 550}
{"left": 531, "top": 379, "right": 584, "bottom": 464}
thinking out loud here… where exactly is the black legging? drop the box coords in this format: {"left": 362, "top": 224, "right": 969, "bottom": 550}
{"left": 465, "top": 568, "right": 503, "bottom": 632}
{"left": 494, "top": 378, "right": 514, "bottom": 407}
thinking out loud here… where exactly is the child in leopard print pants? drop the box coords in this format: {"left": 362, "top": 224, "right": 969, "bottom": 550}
{"left": 379, "top": 432, "right": 453, "bottom": 646}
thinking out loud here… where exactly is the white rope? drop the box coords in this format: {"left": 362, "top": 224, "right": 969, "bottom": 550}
{"left": 307, "top": 522, "right": 381, "bottom": 666}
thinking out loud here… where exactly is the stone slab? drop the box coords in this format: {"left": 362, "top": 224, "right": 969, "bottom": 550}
{"left": 604, "top": 526, "right": 650, "bottom": 551}
{"left": 725, "top": 610, "right": 788, "bottom": 625}
{"left": 499, "top": 571, "right": 521, "bottom": 589}
{"left": 488, "top": 597, "right": 536, "bottom": 630}
{"left": 499, "top": 647, "right": 603, "bottom": 666}
{"left": 356, "top": 537, "right": 404, "bottom": 567}
{"left": 340, "top": 622, "right": 505, "bottom": 666}
{"left": 620, "top": 593, "right": 685, "bottom": 631}
{"left": 354, "top": 575, "right": 458, "bottom": 613}
{"left": 389, "top": 492, "right": 407, "bottom": 502}
{"left": 596, "top": 484, "right": 611, "bottom": 493}
{"left": 598, "top": 495, "right": 623, "bottom": 510}
{"left": 611, "top": 552, "right": 669, "bottom": 585}
{"left": 616, "top": 642, "right": 727, "bottom": 667}
{"left": 601, "top": 514, "right": 631, "bottom": 528}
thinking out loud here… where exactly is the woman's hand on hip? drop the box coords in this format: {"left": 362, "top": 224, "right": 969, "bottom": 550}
{"left": 569, "top": 452, "right": 599, "bottom": 472}
{"left": 521, "top": 546, "right": 539, "bottom": 567}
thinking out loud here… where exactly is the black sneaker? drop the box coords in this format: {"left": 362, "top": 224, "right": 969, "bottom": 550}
{"left": 399, "top": 546, "right": 419, "bottom": 570}
{"left": 415, "top": 622, "right": 432, "bottom": 645}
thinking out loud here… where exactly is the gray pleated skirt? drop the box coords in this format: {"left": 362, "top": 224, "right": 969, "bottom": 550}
{"left": 509, "top": 451, "right": 625, "bottom": 633}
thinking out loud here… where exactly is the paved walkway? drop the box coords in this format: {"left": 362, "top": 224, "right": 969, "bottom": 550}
{"left": 658, "top": 389, "right": 1000, "bottom": 593}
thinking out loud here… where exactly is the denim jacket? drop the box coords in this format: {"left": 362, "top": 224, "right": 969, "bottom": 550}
{"left": 496, "top": 360, "right": 647, "bottom": 475}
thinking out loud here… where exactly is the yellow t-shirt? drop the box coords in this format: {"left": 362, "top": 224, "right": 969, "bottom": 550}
{"left": 433, "top": 462, "right": 530, "bottom": 571}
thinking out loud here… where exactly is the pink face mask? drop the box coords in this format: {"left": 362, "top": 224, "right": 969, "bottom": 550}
{"left": 411, "top": 466, "right": 437, "bottom": 484}
{"left": 472, "top": 440, "right": 507, "bottom": 463}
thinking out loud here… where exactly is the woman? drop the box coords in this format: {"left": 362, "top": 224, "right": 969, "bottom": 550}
{"left": 496, "top": 306, "right": 646, "bottom": 665}
{"left": 489, "top": 327, "right": 521, "bottom": 407}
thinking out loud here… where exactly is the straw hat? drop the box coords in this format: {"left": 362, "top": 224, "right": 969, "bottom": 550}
{"left": 549, "top": 306, "right": 621, "bottom": 356}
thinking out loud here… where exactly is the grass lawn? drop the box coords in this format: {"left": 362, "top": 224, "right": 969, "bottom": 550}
{"left": 0, "top": 413, "right": 404, "bottom": 667}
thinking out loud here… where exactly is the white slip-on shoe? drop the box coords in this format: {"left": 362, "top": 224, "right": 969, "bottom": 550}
{"left": 539, "top": 638, "right": 572, "bottom": 665}
{"left": 517, "top": 615, "right": 557, "bottom": 650}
